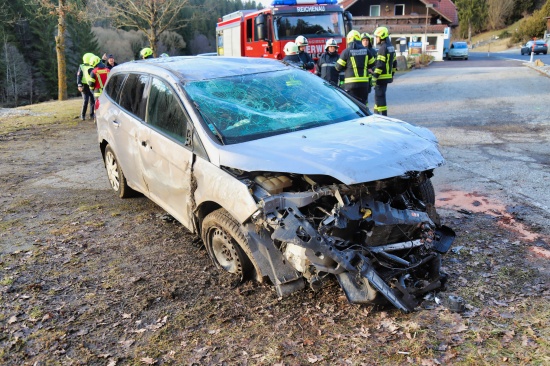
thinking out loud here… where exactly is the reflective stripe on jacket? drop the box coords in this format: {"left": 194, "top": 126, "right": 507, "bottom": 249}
{"left": 335, "top": 41, "right": 375, "bottom": 88}
{"left": 373, "top": 39, "right": 397, "bottom": 82}
{"left": 89, "top": 66, "right": 110, "bottom": 97}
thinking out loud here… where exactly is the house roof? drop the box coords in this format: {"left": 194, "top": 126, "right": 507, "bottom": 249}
{"left": 420, "top": 0, "right": 458, "bottom": 25}
{"left": 340, "top": 0, "right": 458, "bottom": 25}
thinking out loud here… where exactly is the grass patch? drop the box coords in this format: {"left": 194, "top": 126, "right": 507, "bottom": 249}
{"left": 0, "top": 277, "right": 14, "bottom": 286}
{"left": 0, "top": 99, "right": 81, "bottom": 135}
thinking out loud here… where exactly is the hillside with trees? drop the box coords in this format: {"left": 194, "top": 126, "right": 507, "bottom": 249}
{"left": 455, "top": 0, "right": 550, "bottom": 45}
{"left": 0, "top": 0, "right": 260, "bottom": 107}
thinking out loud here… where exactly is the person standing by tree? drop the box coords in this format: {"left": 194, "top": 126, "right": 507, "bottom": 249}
{"left": 77, "top": 53, "right": 95, "bottom": 120}
{"left": 371, "top": 26, "right": 397, "bottom": 116}
{"left": 315, "top": 38, "right": 341, "bottom": 85}
{"left": 102, "top": 54, "right": 119, "bottom": 69}
{"left": 335, "top": 30, "right": 375, "bottom": 109}
{"left": 88, "top": 55, "right": 110, "bottom": 101}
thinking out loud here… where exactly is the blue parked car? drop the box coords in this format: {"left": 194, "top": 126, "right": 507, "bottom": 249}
{"left": 445, "top": 42, "right": 469, "bottom": 60}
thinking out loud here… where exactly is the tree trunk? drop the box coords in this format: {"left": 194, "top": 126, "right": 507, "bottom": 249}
{"left": 468, "top": 20, "right": 472, "bottom": 46}
{"left": 56, "top": 0, "right": 68, "bottom": 101}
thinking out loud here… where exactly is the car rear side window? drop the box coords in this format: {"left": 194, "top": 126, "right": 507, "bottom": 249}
{"left": 147, "top": 77, "right": 188, "bottom": 144}
{"left": 119, "top": 74, "right": 149, "bottom": 120}
{"left": 104, "top": 73, "right": 126, "bottom": 103}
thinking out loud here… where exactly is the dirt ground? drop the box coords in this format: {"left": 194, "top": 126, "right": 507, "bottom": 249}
{"left": 1, "top": 100, "right": 549, "bottom": 365}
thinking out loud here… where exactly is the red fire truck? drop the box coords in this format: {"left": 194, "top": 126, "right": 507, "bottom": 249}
{"left": 216, "top": 0, "right": 353, "bottom": 60}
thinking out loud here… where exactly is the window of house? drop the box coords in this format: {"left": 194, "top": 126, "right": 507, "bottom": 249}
{"left": 395, "top": 4, "right": 405, "bottom": 16}
{"left": 426, "top": 36, "right": 438, "bottom": 50}
{"left": 370, "top": 5, "right": 380, "bottom": 16}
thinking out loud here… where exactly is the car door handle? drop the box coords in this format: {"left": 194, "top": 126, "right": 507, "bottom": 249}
{"left": 111, "top": 120, "right": 120, "bottom": 128}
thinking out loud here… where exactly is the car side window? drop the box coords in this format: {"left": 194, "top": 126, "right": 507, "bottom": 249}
{"left": 104, "top": 73, "right": 127, "bottom": 103}
{"left": 147, "top": 77, "right": 188, "bottom": 144}
{"left": 119, "top": 74, "right": 149, "bottom": 120}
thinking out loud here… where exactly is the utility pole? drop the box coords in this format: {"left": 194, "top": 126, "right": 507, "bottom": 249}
{"left": 424, "top": 4, "right": 434, "bottom": 54}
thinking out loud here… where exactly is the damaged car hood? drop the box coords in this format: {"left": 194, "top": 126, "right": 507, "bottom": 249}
{"left": 217, "top": 116, "right": 444, "bottom": 184}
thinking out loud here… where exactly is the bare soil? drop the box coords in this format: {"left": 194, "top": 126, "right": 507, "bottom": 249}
{"left": 1, "top": 100, "right": 549, "bottom": 365}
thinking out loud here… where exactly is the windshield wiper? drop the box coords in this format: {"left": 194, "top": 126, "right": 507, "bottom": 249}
{"left": 193, "top": 101, "right": 226, "bottom": 145}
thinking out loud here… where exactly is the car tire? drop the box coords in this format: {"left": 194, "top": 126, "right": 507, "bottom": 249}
{"left": 446, "top": 55, "right": 451, "bottom": 61}
{"left": 413, "top": 178, "right": 436, "bottom": 205}
{"left": 464, "top": 57, "right": 468, "bottom": 60}
{"left": 104, "top": 145, "right": 134, "bottom": 198}
{"left": 202, "top": 208, "right": 255, "bottom": 283}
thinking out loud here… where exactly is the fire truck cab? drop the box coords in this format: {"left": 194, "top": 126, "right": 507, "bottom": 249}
{"left": 216, "top": 0, "right": 353, "bottom": 60}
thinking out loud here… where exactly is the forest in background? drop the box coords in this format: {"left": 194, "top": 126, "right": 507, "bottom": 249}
{"left": 0, "top": 0, "right": 260, "bottom": 107}
{"left": 0, "top": 0, "right": 549, "bottom": 108}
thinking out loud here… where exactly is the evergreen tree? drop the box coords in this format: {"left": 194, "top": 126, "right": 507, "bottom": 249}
{"left": 455, "top": 0, "right": 488, "bottom": 44}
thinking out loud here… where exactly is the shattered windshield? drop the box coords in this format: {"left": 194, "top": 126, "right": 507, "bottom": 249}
{"left": 184, "top": 68, "right": 365, "bottom": 145}
{"left": 274, "top": 13, "right": 344, "bottom": 39}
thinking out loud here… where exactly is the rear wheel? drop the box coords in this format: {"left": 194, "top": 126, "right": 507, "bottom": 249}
{"left": 104, "top": 145, "right": 134, "bottom": 198}
{"left": 202, "top": 208, "right": 255, "bottom": 283}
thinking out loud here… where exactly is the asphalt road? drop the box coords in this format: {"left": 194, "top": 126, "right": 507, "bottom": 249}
{"left": 388, "top": 54, "right": 550, "bottom": 238}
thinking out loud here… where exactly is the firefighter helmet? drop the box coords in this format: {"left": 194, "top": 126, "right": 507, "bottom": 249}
{"left": 283, "top": 42, "right": 299, "bottom": 55}
{"left": 140, "top": 47, "right": 153, "bottom": 59}
{"left": 360, "top": 32, "right": 371, "bottom": 40}
{"left": 82, "top": 53, "right": 95, "bottom": 65}
{"left": 160, "top": 53, "right": 169, "bottom": 58}
{"left": 346, "top": 30, "right": 361, "bottom": 44}
{"left": 374, "top": 26, "right": 389, "bottom": 40}
{"left": 90, "top": 55, "right": 101, "bottom": 67}
{"left": 325, "top": 38, "right": 339, "bottom": 51}
{"left": 295, "top": 35, "right": 308, "bottom": 47}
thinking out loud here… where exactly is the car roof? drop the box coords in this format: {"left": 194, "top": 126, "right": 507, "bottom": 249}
{"left": 110, "top": 56, "right": 289, "bottom": 83}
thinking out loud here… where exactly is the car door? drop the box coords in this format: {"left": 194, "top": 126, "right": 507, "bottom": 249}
{"left": 114, "top": 73, "right": 150, "bottom": 193}
{"left": 137, "top": 76, "right": 195, "bottom": 230}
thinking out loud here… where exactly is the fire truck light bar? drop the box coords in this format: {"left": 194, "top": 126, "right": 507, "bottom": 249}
{"left": 271, "top": 0, "right": 338, "bottom": 5}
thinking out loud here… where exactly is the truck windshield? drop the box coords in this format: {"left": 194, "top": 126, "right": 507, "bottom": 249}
{"left": 274, "top": 13, "right": 344, "bottom": 40}
{"left": 184, "top": 68, "right": 365, "bottom": 145}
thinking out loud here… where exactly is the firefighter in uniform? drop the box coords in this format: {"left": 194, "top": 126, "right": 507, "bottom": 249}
{"left": 361, "top": 32, "right": 376, "bottom": 57}
{"left": 140, "top": 47, "right": 154, "bottom": 59}
{"left": 295, "top": 35, "right": 315, "bottom": 70}
{"left": 77, "top": 53, "right": 95, "bottom": 120}
{"left": 88, "top": 55, "right": 110, "bottom": 101}
{"left": 335, "top": 30, "right": 375, "bottom": 108}
{"left": 372, "top": 26, "right": 397, "bottom": 116}
{"left": 283, "top": 42, "right": 305, "bottom": 69}
{"left": 315, "top": 38, "right": 341, "bottom": 86}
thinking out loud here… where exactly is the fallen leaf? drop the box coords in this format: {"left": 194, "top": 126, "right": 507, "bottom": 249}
{"left": 140, "top": 357, "right": 156, "bottom": 364}
{"left": 303, "top": 339, "right": 314, "bottom": 346}
{"left": 106, "top": 360, "right": 117, "bottom": 366}
{"left": 502, "top": 330, "right": 515, "bottom": 344}
{"left": 8, "top": 315, "right": 17, "bottom": 324}
{"left": 122, "top": 313, "right": 132, "bottom": 319}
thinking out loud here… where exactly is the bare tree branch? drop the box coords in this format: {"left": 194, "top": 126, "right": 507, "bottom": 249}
{"left": 105, "top": 0, "right": 193, "bottom": 57}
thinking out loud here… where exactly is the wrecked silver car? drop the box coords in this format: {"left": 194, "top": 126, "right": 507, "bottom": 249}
{"left": 96, "top": 56, "right": 455, "bottom": 313}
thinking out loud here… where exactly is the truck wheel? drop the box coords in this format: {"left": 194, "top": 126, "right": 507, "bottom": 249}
{"left": 202, "top": 208, "right": 255, "bottom": 282}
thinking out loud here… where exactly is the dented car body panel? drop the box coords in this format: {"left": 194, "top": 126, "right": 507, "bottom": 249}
{"left": 217, "top": 118, "right": 444, "bottom": 184}
{"left": 96, "top": 56, "right": 455, "bottom": 313}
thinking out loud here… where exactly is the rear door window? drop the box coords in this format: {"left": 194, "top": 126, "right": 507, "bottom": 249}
{"left": 119, "top": 74, "right": 149, "bottom": 120}
{"left": 146, "top": 77, "right": 188, "bottom": 144}
{"left": 104, "top": 73, "right": 127, "bottom": 103}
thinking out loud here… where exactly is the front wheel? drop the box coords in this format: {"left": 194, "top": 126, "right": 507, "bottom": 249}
{"left": 202, "top": 208, "right": 255, "bottom": 283}
{"left": 104, "top": 145, "right": 134, "bottom": 198}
